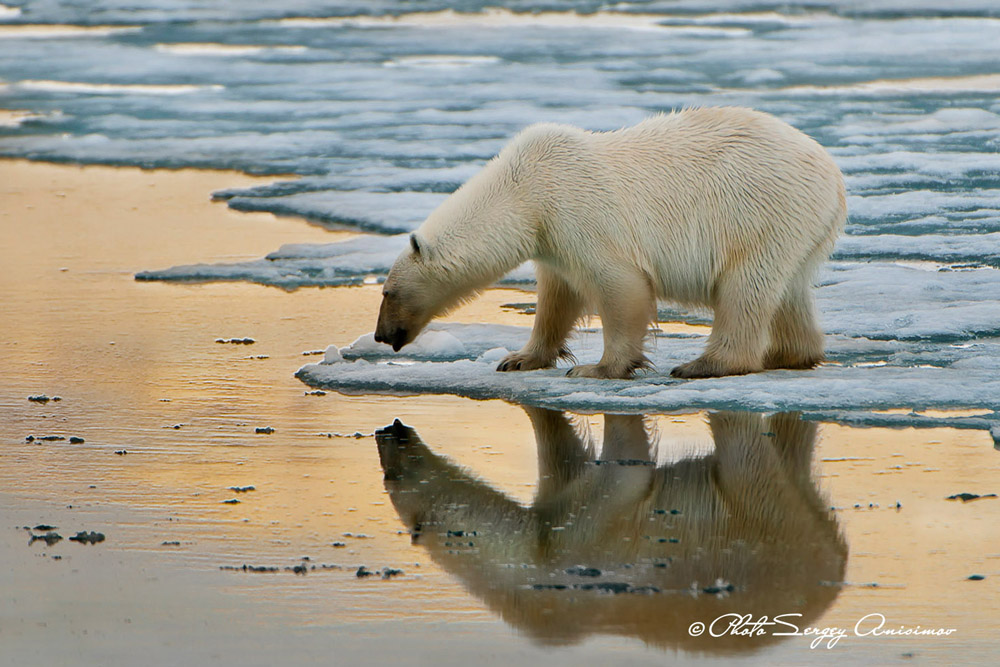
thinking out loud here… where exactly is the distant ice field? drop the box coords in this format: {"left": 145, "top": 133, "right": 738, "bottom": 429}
{"left": 3, "top": 1, "right": 1000, "bottom": 416}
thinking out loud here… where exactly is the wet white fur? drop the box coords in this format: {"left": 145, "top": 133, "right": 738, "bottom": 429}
{"left": 383, "top": 106, "right": 847, "bottom": 378}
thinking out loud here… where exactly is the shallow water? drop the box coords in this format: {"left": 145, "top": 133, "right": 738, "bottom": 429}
{"left": 2, "top": 160, "right": 999, "bottom": 664}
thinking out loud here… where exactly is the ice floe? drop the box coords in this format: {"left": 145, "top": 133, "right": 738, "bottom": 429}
{"left": 136, "top": 234, "right": 535, "bottom": 287}
{"left": 297, "top": 322, "right": 1000, "bottom": 424}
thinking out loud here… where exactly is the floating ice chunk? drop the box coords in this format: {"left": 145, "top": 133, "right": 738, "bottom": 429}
{"left": 477, "top": 347, "right": 511, "bottom": 364}
{"left": 155, "top": 43, "right": 307, "bottom": 56}
{"left": 266, "top": 235, "right": 408, "bottom": 261}
{"left": 274, "top": 9, "right": 743, "bottom": 33}
{"left": 383, "top": 55, "right": 502, "bottom": 69}
{"left": 737, "top": 68, "right": 785, "bottom": 85}
{"left": 227, "top": 191, "right": 445, "bottom": 234}
{"left": 137, "top": 234, "right": 536, "bottom": 288}
{"left": 338, "top": 324, "right": 529, "bottom": 363}
{"left": 838, "top": 150, "right": 1000, "bottom": 181}
{"left": 835, "top": 107, "right": 1000, "bottom": 136}
{"left": 406, "top": 330, "right": 465, "bottom": 358}
{"left": 341, "top": 329, "right": 466, "bottom": 361}
{"left": 324, "top": 345, "right": 344, "bottom": 364}
{"left": 848, "top": 190, "right": 1000, "bottom": 223}
{"left": 950, "top": 355, "right": 1000, "bottom": 371}
{"left": 657, "top": 11, "right": 845, "bottom": 28}
{"left": 0, "top": 110, "right": 53, "bottom": 127}
{"left": 0, "top": 25, "right": 140, "bottom": 38}
{"left": 784, "top": 76, "right": 1000, "bottom": 97}
{"left": 136, "top": 255, "right": 372, "bottom": 289}
{"left": 818, "top": 262, "right": 1000, "bottom": 341}
{"left": 834, "top": 233, "right": 1000, "bottom": 268}
{"left": 15, "top": 80, "right": 222, "bottom": 95}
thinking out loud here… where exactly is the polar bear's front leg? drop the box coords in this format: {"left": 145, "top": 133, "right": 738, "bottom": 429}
{"left": 566, "top": 270, "right": 655, "bottom": 380}
{"left": 497, "top": 266, "right": 584, "bottom": 372}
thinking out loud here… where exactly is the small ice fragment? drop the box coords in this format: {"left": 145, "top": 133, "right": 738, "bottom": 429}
{"left": 348, "top": 332, "right": 391, "bottom": 354}
{"left": 324, "top": 345, "right": 344, "bottom": 364}
{"left": 346, "top": 329, "right": 465, "bottom": 359}
{"left": 216, "top": 337, "right": 255, "bottom": 345}
{"left": 407, "top": 330, "right": 466, "bottom": 357}
{"left": 477, "top": 347, "right": 510, "bottom": 363}
{"left": 740, "top": 68, "right": 785, "bottom": 84}
{"left": 68, "top": 531, "right": 105, "bottom": 545}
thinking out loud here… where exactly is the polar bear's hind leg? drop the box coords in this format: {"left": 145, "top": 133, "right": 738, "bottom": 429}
{"left": 671, "top": 265, "right": 782, "bottom": 379}
{"left": 763, "top": 266, "right": 825, "bottom": 370}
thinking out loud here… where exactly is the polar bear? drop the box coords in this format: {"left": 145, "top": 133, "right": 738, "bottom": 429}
{"left": 374, "top": 107, "right": 846, "bottom": 379}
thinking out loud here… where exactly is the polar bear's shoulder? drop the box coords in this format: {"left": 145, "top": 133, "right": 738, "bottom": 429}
{"left": 506, "top": 122, "right": 591, "bottom": 157}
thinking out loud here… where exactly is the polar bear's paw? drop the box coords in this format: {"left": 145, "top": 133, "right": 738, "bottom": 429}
{"left": 496, "top": 351, "right": 554, "bottom": 372}
{"left": 670, "top": 356, "right": 754, "bottom": 379}
{"left": 566, "top": 362, "right": 645, "bottom": 380}
{"left": 566, "top": 364, "right": 612, "bottom": 379}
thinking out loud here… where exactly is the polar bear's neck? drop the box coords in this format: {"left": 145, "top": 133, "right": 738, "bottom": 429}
{"left": 419, "top": 154, "right": 539, "bottom": 290}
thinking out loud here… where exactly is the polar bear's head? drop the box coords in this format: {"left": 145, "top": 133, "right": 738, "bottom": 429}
{"left": 373, "top": 150, "right": 532, "bottom": 351}
{"left": 374, "top": 233, "right": 449, "bottom": 351}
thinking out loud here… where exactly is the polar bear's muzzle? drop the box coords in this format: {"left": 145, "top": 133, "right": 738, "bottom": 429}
{"left": 375, "top": 296, "right": 418, "bottom": 352}
{"left": 374, "top": 324, "right": 410, "bottom": 352}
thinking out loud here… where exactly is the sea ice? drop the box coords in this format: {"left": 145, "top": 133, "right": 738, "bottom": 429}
{"left": 296, "top": 322, "right": 1000, "bottom": 422}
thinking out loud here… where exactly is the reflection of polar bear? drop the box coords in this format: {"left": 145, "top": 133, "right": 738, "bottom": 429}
{"left": 374, "top": 107, "right": 846, "bottom": 379}
{"left": 376, "top": 410, "right": 847, "bottom": 652}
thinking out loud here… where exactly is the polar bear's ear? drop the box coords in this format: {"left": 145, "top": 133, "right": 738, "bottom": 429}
{"left": 409, "top": 233, "right": 423, "bottom": 257}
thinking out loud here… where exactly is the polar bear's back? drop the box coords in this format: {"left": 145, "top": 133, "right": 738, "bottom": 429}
{"left": 517, "top": 107, "right": 846, "bottom": 305}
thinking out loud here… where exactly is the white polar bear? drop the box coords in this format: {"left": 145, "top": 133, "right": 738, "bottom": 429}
{"left": 375, "top": 107, "right": 846, "bottom": 379}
